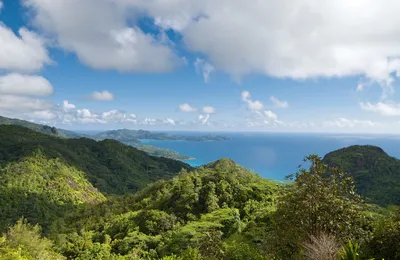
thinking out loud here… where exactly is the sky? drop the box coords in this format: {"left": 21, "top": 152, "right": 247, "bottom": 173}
{"left": 2, "top": 0, "right": 400, "bottom": 133}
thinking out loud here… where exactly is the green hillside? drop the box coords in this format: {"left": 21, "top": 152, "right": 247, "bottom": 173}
{"left": 0, "top": 128, "right": 399, "bottom": 259}
{"left": 323, "top": 145, "right": 400, "bottom": 206}
{"left": 0, "top": 153, "right": 106, "bottom": 233}
{"left": 0, "top": 115, "right": 84, "bottom": 138}
{"left": 52, "top": 158, "right": 282, "bottom": 259}
{"left": 0, "top": 125, "right": 193, "bottom": 195}
{"left": 0, "top": 115, "right": 193, "bottom": 161}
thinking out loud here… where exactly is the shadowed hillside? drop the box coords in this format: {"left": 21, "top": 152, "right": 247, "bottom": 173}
{"left": 323, "top": 145, "right": 400, "bottom": 205}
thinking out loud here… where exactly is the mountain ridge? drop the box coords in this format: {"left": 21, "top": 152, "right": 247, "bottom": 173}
{"left": 322, "top": 144, "right": 400, "bottom": 205}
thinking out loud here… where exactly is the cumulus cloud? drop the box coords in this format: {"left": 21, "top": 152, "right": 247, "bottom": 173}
{"left": 30, "top": 110, "right": 56, "bottom": 120}
{"left": 241, "top": 90, "right": 279, "bottom": 124}
{"left": 0, "top": 95, "right": 53, "bottom": 111}
{"left": 89, "top": 90, "right": 115, "bottom": 101}
{"left": 100, "top": 110, "right": 137, "bottom": 123}
{"left": 62, "top": 100, "right": 76, "bottom": 110}
{"left": 0, "top": 74, "right": 53, "bottom": 96}
{"left": 0, "top": 24, "right": 50, "bottom": 72}
{"left": 179, "top": 103, "right": 196, "bottom": 112}
{"left": 270, "top": 96, "right": 288, "bottom": 108}
{"left": 18, "top": 0, "right": 400, "bottom": 95}
{"left": 264, "top": 110, "right": 278, "bottom": 121}
{"left": 202, "top": 106, "right": 216, "bottom": 114}
{"left": 24, "top": 0, "right": 179, "bottom": 73}
{"left": 194, "top": 58, "right": 215, "bottom": 83}
{"left": 360, "top": 101, "right": 400, "bottom": 116}
{"left": 242, "top": 91, "right": 264, "bottom": 110}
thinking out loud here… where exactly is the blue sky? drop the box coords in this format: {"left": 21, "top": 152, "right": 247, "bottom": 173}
{"left": 1, "top": 0, "right": 400, "bottom": 133}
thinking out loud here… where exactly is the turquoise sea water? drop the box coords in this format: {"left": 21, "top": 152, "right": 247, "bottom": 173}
{"left": 141, "top": 132, "right": 400, "bottom": 180}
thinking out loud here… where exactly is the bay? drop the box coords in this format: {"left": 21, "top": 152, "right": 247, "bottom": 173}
{"left": 141, "top": 132, "right": 400, "bottom": 180}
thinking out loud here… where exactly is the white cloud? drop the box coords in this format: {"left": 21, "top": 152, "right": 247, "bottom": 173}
{"left": 202, "top": 106, "right": 216, "bottom": 114}
{"left": 89, "top": 90, "right": 115, "bottom": 101}
{"left": 0, "top": 24, "right": 50, "bottom": 72}
{"left": 62, "top": 100, "right": 76, "bottom": 110}
{"left": 198, "top": 114, "right": 210, "bottom": 124}
{"left": 360, "top": 101, "right": 400, "bottom": 116}
{"left": 270, "top": 96, "right": 288, "bottom": 108}
{"left": 323, "top": 118, "right": 378, "bottom": 128}
{"left": 0, "top": 95, "right": 53, "bottom": 111}
{"left": 18, "top": 0, "right": 400, "bottom": 95}
{"left": 194, "top": 58, "right": 215, "bottom": 83}
{"left": 264, "top": 110, "right": 278, "bottom": 121}
{"left": 119, "top": 0, "right": 400, "bottom": 95}
{"left": 24, "top": 0, "right": 178, "bottom": 73}
{"left": 30, "top": 110, "right": 56, "bottom": 120}
{"left": 0, "top": 74, "right": 53, "bottom": 96}
{"left": 165, "top": 118, "right": 176, "bottom": 125}
{"left": 100, "top": 110, "right": 136, "bottom": 123}
{"left": 179, "top": 103, "right": 196, "bottom": 112}
{"left": 0, "top": 1, "right": 3, "bottom": 12}
{"left": 77, "top": 109, "right": 94, "bottom": 119}
{"left": 242, "top": 90, "right": 264, "bottom": 110}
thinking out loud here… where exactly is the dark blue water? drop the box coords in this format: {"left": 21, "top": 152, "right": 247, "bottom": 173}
{"left": 141, "top": 132, "right": 400, "bottom": 180}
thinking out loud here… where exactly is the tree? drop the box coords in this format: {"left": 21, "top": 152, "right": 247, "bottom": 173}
{"left": 268, "top": 155, "right": 366, "bottom": 258}
{"left": 1, "top": 219, "right": 64, "bottom": 260}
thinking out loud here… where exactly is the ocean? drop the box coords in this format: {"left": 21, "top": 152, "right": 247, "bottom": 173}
{"left": 141, "top": 132, "right": 400, "bottom": 180}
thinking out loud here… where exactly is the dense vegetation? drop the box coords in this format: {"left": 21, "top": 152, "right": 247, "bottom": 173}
{"left": 0, "top": 125, "right": 192, "bottom": 195}
{"left": 323, "top": 145, "right": 400, "bottom": 206}
{"left": 0, "top": 126, "right": 400, "bottom": 259}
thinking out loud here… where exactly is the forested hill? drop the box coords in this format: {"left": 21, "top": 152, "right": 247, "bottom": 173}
{"left": 0, "top": 115, "right": 195, "bottom": 161}
{"left": 0, "top": 125, "right": 192, "bottom": 195}
{"left": 323, "top": 145, "right": 400, "bottom": 206}
{"left": 1, "top": 128, "right": 400, "bottom": 258}
{"left": 0, "top": 115, "right": 85, "bottom": 138}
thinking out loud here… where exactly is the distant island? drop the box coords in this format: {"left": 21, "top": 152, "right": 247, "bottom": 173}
{"left": 90, "top": 129, "right": 231, "bottom": 161}
{"left": 93, "top": 129, "right": 230, "bottom": 142}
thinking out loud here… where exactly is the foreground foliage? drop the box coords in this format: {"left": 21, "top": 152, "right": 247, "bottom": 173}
{"left": 0, "top": 126, "right": 399, "bottom": 259}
